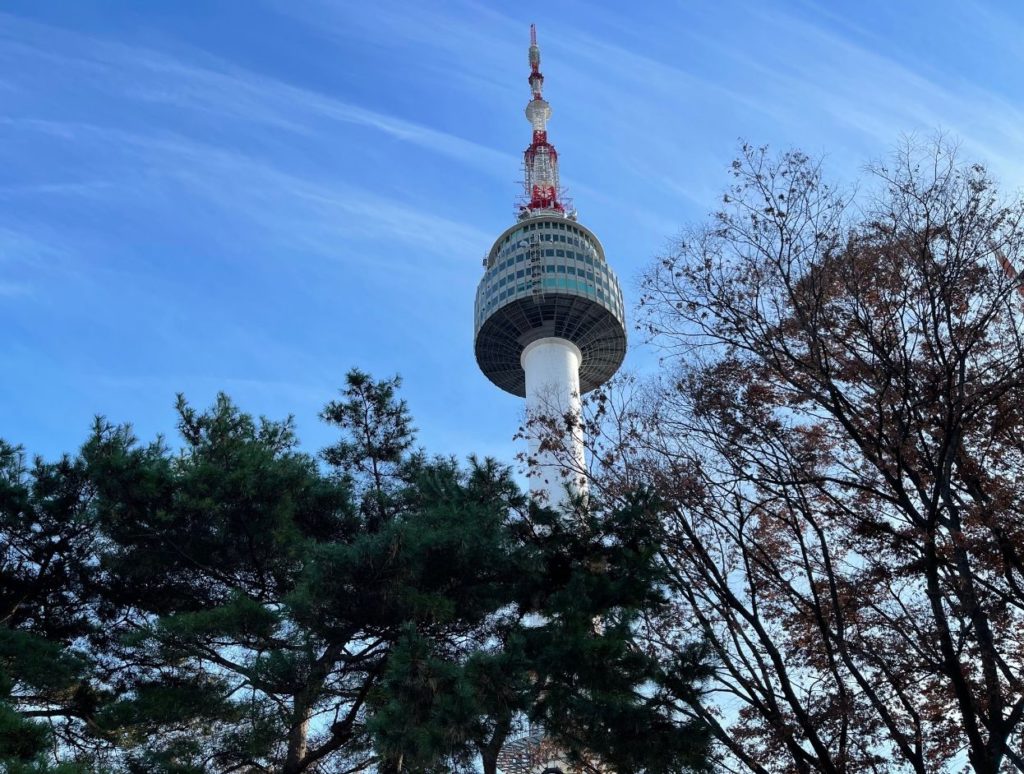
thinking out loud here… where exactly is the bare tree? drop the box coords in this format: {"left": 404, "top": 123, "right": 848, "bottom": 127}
{"left": 586, "top": 139, "right": 1024, "bottom": 772}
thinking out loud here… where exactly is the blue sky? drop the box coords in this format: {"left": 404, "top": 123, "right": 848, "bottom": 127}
{"left": 2, "top": 0, "right": 1023, "bottom": 466}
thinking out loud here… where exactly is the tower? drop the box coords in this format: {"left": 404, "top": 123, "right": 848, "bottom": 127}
{"left": 474, "top": 25, "right": 626, "bottom": 506}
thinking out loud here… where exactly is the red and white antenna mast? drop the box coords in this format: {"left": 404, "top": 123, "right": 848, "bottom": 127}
{"left": 521, "top": 24, "right": 570, "bottom": 218}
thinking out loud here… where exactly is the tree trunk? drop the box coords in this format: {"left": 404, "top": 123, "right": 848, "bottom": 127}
{"left": 478, "top": 716, "right": 511, "bottom": 774}
{"left": 283, "top": 700, "right": 312, "bottom": 774}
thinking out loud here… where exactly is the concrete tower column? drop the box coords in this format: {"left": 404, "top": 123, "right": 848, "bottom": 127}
{"left": 521, "top": 337, "right": 586, "bottom": 507}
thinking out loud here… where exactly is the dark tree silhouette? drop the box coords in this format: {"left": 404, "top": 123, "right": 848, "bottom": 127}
{"left": 586, "top": 139, "right": 1024, "bottom": 773}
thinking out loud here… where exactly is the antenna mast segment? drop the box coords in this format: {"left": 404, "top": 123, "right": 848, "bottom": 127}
{"left": 522, "top": 24, "right": 568, "bottom": 217}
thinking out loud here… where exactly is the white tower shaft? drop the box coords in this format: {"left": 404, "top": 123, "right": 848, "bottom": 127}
{"left": 521, "top": 337, "right": 587, "bottom": 507}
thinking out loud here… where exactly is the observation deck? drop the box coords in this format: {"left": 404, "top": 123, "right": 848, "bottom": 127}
{"left": 473, "top": 213, "right": 627, "bottom": 397}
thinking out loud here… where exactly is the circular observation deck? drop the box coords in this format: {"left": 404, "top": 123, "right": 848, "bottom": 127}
{"left": 474, "top": 215, "right": 627, "bottom": 397}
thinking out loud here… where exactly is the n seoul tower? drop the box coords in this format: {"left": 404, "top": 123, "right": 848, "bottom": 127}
{"left": 474, "top": 25, "right": 626, "bottom": 506}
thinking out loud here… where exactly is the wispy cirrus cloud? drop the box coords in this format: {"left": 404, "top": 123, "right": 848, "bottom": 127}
{"left": 687, "top": 4, "right": 1024, "bottom": 184}
{"left": 0, "top": 114, "right": 492, "bottom": 269}
{"left": 0, "top": 13, "right": 503, "bottom": 314}
{"left": 0, "top": 11, "right": 515, "bottom": 181}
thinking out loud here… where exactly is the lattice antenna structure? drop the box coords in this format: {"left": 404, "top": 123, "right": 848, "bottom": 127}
{"left": 520, "top": 23, "right": 572, "bottom": 218}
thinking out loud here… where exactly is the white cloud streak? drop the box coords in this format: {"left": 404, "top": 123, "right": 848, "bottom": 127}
{"left": 0, "top": 11, "right": 515, "bottom": 179}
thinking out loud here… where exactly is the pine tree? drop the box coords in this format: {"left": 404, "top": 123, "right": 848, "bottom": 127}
{"left": 1, "top": 371, "right": 712, "bottom": 772}
{"left": 0, "top": 441, "right": 104, "bottom": 771}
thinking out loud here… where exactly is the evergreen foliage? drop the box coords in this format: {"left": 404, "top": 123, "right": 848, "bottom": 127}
{"left": 1, "top": 371, "right": 711, "bottom": 772}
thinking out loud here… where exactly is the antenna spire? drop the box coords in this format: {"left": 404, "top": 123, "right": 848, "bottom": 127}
{"left": 521, "top": 25, "right": 566, "bottom": 216}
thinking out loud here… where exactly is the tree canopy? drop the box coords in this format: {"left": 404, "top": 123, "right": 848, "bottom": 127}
{"left": 583, "top": 138, "right": 1024, "bottom": 772}
{"left": 1, "top": 370, "right": 711, "bottom": 773}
